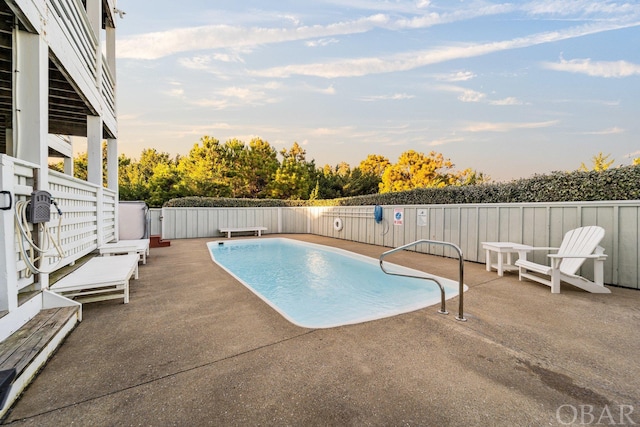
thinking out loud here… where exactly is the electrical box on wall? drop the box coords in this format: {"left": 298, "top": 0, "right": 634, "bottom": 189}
{"left": 26, "top": 191, "right": 52, "bottom": 224}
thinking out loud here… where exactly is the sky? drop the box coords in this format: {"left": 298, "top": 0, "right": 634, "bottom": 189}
{"left": 112, "top": 0, "right": 640, "bottom": 181}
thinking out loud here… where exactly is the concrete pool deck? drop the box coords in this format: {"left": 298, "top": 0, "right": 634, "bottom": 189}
{"left": 2, "top": 235, "right": 639, "bottom": 426}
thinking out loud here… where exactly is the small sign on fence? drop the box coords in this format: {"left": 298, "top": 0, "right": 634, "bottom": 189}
{"left": 417, "top": 209, "right": 427, "bottom": 226}
{"left": 393, "top": 208, "right": 404, "bottom": 225}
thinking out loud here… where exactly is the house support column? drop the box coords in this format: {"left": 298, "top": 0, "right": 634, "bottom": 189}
{"left": 5, "top": 129, "right": 13, "bottom": 157}
{"left": 0, "top": 157, "right": 18, "bottom": 312}
{"left": 86, "top": 0, "right": 102, "bottom": 39}
{"left": 105, "top": 22, "right": 118, "bottom": 192}
{"left": 14, "top": 29, "right": 49, "bottom": 290}
{"left": 106, "top": 25, "right": 116, "bottom": 77}
{"left": 64, "top": 157, "right": 74, "bottom": 176}
{"left": 106, "top": 138, "right": 117, "bottom": 190}
{"left": 87, "top": 115, "right": 103, "bottom": 186}
{"left": 107, "top": 138, "right": 118, "bottom": 240}
{"left": 87, "top": 115, "right": 104, "bottom": 247}
{"left": 14, "top": 29, "right": 48, "bottom": 188}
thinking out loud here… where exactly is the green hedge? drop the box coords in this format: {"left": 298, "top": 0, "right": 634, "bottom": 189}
{"left": 164, "top": 196, "right": 289, "bottom": 208}
{"left": 163, "top": 165, "right": 640, "bottom": 208}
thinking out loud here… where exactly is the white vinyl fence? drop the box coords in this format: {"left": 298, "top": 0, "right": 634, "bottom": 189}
{"left": 152, "top": 201, "right": 640, "bottom": 290}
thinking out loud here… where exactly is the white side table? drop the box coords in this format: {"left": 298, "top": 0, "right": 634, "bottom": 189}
{"left": 481, "top": 242, "right": 532, "bottom": 276}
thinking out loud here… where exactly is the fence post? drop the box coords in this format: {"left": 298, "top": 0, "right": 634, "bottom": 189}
{"left": 0, "top": 156, "right": 19, "bottom": 312}
{"left": 96, "top": 186, "right": 104, "bottom": 247}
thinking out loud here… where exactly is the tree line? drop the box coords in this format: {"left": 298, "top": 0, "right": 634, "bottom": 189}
{"left": 50, "top": 136, "right": 488, "bottom": 207}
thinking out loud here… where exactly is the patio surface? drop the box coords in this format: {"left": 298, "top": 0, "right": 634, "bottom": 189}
{"left": 2, "top": 235, "right": 639, "bottom": 426}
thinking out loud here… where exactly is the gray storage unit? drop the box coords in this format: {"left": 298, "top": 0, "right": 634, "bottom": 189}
{"left": 119, "top": 201, "right": 150, "bottom": 240}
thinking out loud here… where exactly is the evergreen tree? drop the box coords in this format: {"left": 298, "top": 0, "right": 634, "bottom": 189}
{"left": 242, "top": 138, "right": 280, "bottom": 198}
{"left": 269, "top": 142, "right": 312, "bottom": 199}
{"left": 176, "top": 136, "right": 232, "bottom": 197}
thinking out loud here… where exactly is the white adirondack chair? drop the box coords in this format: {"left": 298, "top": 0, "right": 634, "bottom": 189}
{"left": 514, "top": 226, "right": 610, "bottom": 294}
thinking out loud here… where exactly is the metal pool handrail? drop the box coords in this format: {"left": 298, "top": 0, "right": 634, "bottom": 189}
{"left": 379, "top": 239, "right": 466, "bottom": 322}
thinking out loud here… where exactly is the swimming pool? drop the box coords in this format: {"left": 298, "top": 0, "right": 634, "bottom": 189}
{"left": 207, "top": 238, "right": 464, "bottom": 328}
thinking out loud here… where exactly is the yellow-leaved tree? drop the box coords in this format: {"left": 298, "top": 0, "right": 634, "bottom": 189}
{"left": 379, "top": 150, "right": 453, "bottom": 193}
{"left": 579, "top": 152, "right": 614, "bottom": 172}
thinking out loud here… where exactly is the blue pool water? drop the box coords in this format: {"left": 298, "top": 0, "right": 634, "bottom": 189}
{"left": 207, "top": 238, "right": 463, "bottom": 328}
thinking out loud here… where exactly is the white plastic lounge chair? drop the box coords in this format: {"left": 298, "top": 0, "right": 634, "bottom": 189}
{"left": 50, "top": 254, "right": 139, "bottom": 303}
{"left": 99, "top": 239, "right": 150, "bottom": 264}
{"left": 514, "top": 226, "right": 610, "bottom": 294}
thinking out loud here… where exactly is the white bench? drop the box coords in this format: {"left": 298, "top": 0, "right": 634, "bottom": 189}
{"left": 219, "top": 226, "right": 267, "bottom": 238}
{"left": 50, "top": 254, "right": 139, "bottom": 304}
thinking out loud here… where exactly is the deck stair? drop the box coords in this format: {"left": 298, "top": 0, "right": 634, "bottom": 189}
{"left": 0, "top": 302, "right": 80, "bottom": 419}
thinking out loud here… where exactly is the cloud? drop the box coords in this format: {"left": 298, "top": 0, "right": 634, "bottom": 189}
{"left": 311, "top": 126, "right": 355, "bottom": 136}
{"left": 551, "top": 98, "right": 620, "bottom": 106}
{"left": 437, "top": 85, "right": 525, "bottom": 105}
{"left": 209, "top": 122, "right": 235, "bottom": 130}
{"left": 117, "top": 0, "right": 640, "bottom": 61}
{"left": 163, "top": 81, "right": 185, "bottom": 98}
{"left": 306, "top": 38, "right": 339, "bottom": 47}
{"left": 523, "top": 0, "right": 639, "bottom": 18}
{"left": 316, "top": 0, "right": 434, "bottom": 13}
{"left": 189, "top": 98, "right": 231, "bottom": 109}
{"left": 428, "top": 136, "right": 464, "bottom": 146}
{"left": 464, "top": 120, "right": 559, "bottom": 132}
{"left": 303, "top": 83, "right": 337, "bottom": 95}
{"left": 433, "top": 71, "right": 476, "bottom": 82}
{"left": 211, "top": 52, "right": 245, "bottom": 63}
{"left": 189, "top": 82, "right": 284, "bottom": 109}
{"left": 580, "top": 126, "right": 625, "bottom": 135}
{"left": 489, "top": 97, "right": 525, "bottom": 106}
{"left": 390, "top": 3, "right": 515, "bottom": 30}
{"left": 165, "top": 88, "right": 184, "bottom": 98}
{"left": 219, "top": 86, "right": 262, "bottom": 100}
{"left": 436, "top": 85, "right": 486, "bottom": 103}
{"left": 360, "top": 93, "right": 415, "bottom": 101}
{"left": 117, "top": 2, "right": 522, "bottom": 60}
{"left": 177, "top": 55, "right": 241, "bottom": 79}
{"left": 458, "top": 89, "right": 485, "bottom": 103}
{"left": 118, "top": 14, "right": 390, "bottom": 60}
{"left": 178, "top": 55, "right": 213, "bottom": 70}
{"left": 264, "top": 81, "right": 283, "bottom": 90}
{"left": 541, "top": 57, "right": 640, "bottom": 78}
{"left": 319, "top": 85, "right": 336, "bottom": 95}
{"left": 253, "top": 21, "right": 640, "bottom": 78}
{"left": 281, "top": 14, "right": 302, "bottom": 26}
{"left": 116, "top": 114, "right": 139, "bottom": 121}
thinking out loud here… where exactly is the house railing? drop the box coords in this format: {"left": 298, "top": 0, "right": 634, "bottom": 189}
{"left": 14, "top": 0, "right": 115, "bottom": 125}
{"left": 101, "top": 57, "right": 116, "bottom": 132}
{"left": 0, "top": 155, "right": 117, "bottom": 314}
{"left": 48, "top": 170, "right": 116, "bottom": 269}
{"left": 101, "top": 186, "right": 117, "bottom": 244}
{"left": 47, "top": 0, "right": 99, "bottom": 104}
{"left": 1, "top": 156, "right": 37, "bottom": 297}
